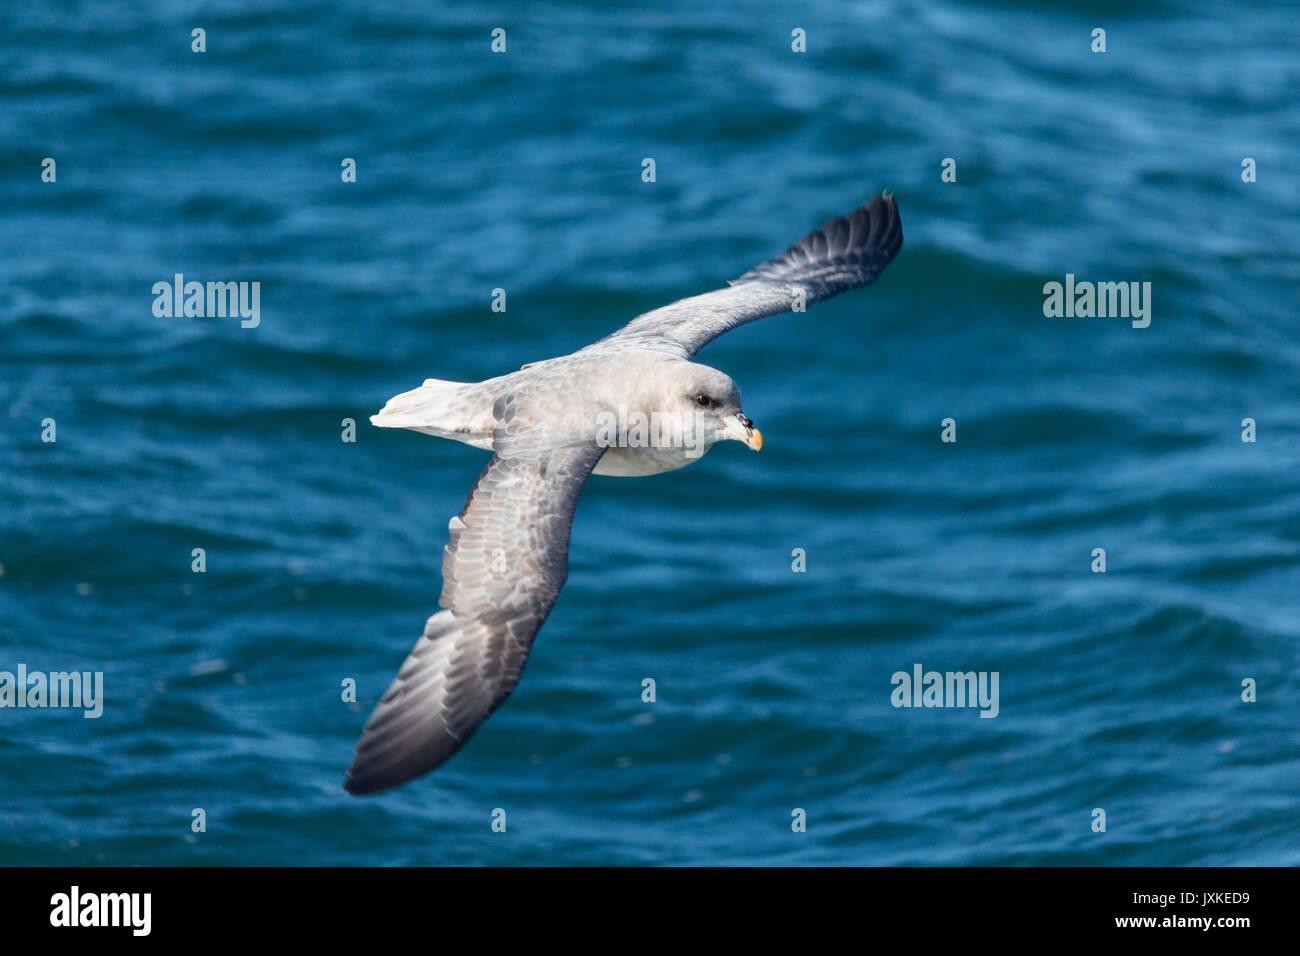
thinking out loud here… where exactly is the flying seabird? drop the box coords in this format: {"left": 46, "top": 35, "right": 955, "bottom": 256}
{"left": 344, "top": 192, "right": 903, "bottom": 794}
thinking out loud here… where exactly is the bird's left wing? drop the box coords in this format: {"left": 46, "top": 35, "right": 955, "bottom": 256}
{"left": 586, "top": 192, "right": 902, "bottom": 359}
{"left": 344, "top": 439, "right": 605, "bottom": 794}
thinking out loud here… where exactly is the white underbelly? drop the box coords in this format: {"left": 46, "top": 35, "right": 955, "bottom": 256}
{"left": 593, "top": 443, "right": 709, "bottom": 476}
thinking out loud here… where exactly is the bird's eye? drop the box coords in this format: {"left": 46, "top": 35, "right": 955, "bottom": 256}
{"left": 693, "top": 393, "right": 711, "bottom": 407}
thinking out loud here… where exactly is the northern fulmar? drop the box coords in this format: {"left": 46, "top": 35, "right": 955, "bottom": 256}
{"left": 344, "top": 193, "right": 903, "bottom": 794}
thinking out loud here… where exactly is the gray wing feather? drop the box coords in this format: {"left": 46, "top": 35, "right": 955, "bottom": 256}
{"left": 344, "top": 438, "right": 604, "bottom": 794}
{"left": 589, "top": 192, "right": 902, "bottom": 358}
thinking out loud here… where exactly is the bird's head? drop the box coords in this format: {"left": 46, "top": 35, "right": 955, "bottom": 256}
{"left": 676, "top": 363, "right": 762, "bottom": 453}
{"left": 593, "top": 358, "right": 762, "bottom": 458}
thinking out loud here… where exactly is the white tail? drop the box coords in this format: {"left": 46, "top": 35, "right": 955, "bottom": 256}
{"left": 371, "top": 378, "right": 493, "bottom": 448}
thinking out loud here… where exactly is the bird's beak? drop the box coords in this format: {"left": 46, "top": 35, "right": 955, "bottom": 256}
{"left": 723, "top": 414, "right": 763, "bottom": 451}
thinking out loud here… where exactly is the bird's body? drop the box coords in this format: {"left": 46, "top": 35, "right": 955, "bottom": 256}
{"left": 345, "top": 193, "right": 903, "bottom": 794}
{"left": 374, "top": 351, "right": 742, "bottom": 476}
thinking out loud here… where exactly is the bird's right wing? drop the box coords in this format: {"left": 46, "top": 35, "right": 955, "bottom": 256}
{"left": 586, "top": 192, "right": 902, "bottom": 359}
{"left": 344, "top": 439, "right": 605, "bottom": 795}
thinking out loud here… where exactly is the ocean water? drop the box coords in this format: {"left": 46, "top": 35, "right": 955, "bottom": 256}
{"left": 1, "top": 0, "right": 1298, "bottom": 866}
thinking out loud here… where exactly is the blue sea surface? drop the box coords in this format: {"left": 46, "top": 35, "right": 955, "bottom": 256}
{"left": 1, "top": 0, "right": 1298, "bottom": 865}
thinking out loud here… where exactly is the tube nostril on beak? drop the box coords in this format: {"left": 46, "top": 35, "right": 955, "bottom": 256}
{"left": 737, "top": 414, "right": 752, "bottom": 428}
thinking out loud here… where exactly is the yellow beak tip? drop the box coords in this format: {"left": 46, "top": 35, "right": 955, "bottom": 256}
{"left": 749, "top": 428, "right": 764, "bottom": 451}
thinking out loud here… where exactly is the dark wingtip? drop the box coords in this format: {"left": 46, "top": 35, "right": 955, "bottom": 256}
{"left": 342, "top": 755, "right": 413, "bottom": 796}
{"left": 847, "top": 191, "right": 903, "bottom": 267}
{"left": 342, "top": 768, "right": 372, "bottom": 796}
{"left": 734, "top": 191, "right": 903, "bottom": 298}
